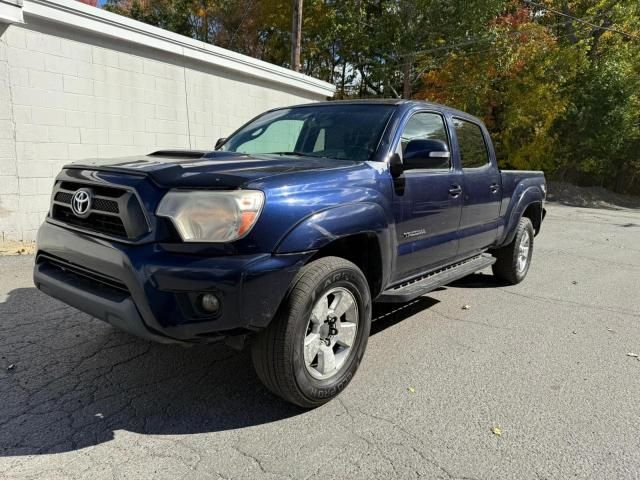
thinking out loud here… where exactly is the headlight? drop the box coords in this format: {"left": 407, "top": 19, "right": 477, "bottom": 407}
{"left": 157, "top": 190, "right": 264, "bottom": 242}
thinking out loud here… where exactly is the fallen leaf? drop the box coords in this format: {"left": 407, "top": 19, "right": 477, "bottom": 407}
{"left": 627, "top": 353, "right": 638, "bottom": 358}
{"left": 491, "top": 426, "right": 502, "bottom": 436}
{"left": 462, "top": 305, "right": 471, "bottom": 310}
{"left": 407, "top": 386, "right": 416, "bottom": 394}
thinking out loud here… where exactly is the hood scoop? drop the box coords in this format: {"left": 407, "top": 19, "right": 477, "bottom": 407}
{"left": 148, "top": 150, "right": 208, "bottom": 159}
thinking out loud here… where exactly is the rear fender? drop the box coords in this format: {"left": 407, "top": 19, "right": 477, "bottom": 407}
{"left": 499, "top": 186, "right": 544, "bottom": 246}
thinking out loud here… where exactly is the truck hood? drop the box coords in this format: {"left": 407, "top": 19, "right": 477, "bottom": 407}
{"left": 66, "top": 151, "right": 360, "bottom": 188}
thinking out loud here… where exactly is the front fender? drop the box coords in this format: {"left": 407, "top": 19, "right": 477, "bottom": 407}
{"left": 275, "top": 202, "right": 390, "bottom": 254}
{"left": 499, "top": 185, "right": 544, "bottom": 246}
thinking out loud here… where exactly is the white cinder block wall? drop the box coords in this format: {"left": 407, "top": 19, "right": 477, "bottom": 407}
{"left": 0, "top": 0, "right": 334, "bottom": 243}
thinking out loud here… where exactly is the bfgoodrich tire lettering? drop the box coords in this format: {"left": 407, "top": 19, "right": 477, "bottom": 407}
{"left": 251, "top": 256, "right": 372, "bottom": 408}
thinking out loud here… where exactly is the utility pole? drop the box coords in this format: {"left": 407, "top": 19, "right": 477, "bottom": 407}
{"left": 402, "top": 55, "right": 413, "bottom": 99}
{"left": 291, "top": 0, "right": 303, "bottom": 72}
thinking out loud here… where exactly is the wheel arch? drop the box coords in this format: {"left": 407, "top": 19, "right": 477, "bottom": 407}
{"left": 307, "top": 232, "right": 384, "bottom": 298}
{"left": 499, "top": 185, "right": 545, "bottom": 247}
{"left": 522, "top": 202, "right": 543, "bottom": 235}
{"left": 275, "top": 202, "right": 393, "bottom": 299}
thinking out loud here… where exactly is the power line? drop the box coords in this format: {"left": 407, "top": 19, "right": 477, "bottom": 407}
{"left": 524, "top": 0, "right": 640, "bottom": 41}
{"left": 410, "top": 25, "right": 596, "bottom": 84}
{"left": 227, "top": 0, "right": 258, "bottom": 50}
{"left": 394, "top": 19, "right": 583, "bottom": 66}
{"left": 393, "top": 1, "right": 637, "bottom": 67}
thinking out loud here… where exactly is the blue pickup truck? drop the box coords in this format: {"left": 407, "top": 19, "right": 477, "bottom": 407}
{"left": 34, "top": 100, "right": 545, "bottom": 407}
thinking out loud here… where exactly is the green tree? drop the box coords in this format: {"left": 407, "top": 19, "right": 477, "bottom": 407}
{"left": 548, "top": 0, "right": 640, "bottom": 192}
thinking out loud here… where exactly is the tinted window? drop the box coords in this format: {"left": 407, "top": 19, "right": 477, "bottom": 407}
{"left": 399, "top": 112, "right": 450, "bottom": 169}
{"left": 401, "top": 113, "right": 448, "bottom": 149}
{"left": 222, "top": 105, "right": 395, "bottom": 161}
{"left": 454, "top": 118, "right": 489, "bottom": 169}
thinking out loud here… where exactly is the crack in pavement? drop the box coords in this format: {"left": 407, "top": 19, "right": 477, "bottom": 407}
{"left": 497, "top": 289, "right": 640, "bottom": 319}
{"left": 337, "top": 397, "right": 479, "bottom": 480}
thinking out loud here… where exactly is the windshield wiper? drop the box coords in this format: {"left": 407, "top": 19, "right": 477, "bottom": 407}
{"left": 269, "top": 151, "right": 328, "bottom": 159}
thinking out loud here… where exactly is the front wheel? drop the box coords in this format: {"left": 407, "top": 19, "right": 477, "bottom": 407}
{"left": 251, "top": 256, "right": 372, "bottom": 408}
{"left": 492, "top": 217, "right": 534, "bottom": 285}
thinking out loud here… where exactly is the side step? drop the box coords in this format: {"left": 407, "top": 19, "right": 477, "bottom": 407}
{"left": 376, "top": 254, "right": 496, "bottom": 303}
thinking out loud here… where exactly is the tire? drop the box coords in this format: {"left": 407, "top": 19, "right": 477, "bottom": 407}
{"left": 251, "top": 256, "right": 372, "bottom": 408}
{"left": 492, "top": 217, "right": 534, "bottom": 285}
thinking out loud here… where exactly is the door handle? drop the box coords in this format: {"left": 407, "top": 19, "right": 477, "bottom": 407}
{"left": 449, "top": 185, "right": 462, "bottom": 197}
{"left": 490, "top": 183, "right": 499, "bottom": 193}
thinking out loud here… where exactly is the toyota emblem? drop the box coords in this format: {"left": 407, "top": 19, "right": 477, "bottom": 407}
{"left": 71, "top": 188, "right": 93, "bottom": 217}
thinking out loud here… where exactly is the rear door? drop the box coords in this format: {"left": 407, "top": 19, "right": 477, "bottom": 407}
{"left": 452, "top": 117, "right": 501, "bottom": 256}
{"left": 391, "top": 111, "right": 463, "bottom": 282}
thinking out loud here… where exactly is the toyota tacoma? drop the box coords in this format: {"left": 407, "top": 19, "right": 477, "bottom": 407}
{"left": 34, "top": 100, "right": 546, "bottom": 407}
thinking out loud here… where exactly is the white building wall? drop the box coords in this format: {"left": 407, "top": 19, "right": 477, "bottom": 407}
{"left": 0, "top": 0, "right": 334, "bottom": 243}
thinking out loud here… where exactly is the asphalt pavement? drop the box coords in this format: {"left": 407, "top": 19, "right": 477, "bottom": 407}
{"left": 1, "top": 203, "right": 639, "bottom": 479}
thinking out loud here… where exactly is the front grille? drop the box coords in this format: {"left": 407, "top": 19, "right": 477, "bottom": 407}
{"left": 54, "top": 191, "right": 119, "bottom": 214}
{"left": 52, "top": 204, "right": 127, "bottom": 237}
{"left": 49, "top": 180, "right": 148, "bottom": 240}
{"left": 93, "top": 198, "right": 119, "bottom": 213}
{"left": 59, "top": 181, "right": 125, "bottom": 198}
{"left": 54, "top": 191, "right": 73, "bottom": 203}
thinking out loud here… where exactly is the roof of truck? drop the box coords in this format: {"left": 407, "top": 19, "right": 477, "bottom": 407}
{"left": 282, "top": 99, "right": 478, "bottom": 121}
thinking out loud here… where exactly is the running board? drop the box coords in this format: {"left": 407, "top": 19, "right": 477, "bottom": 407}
{"left": 376, "top": 254, "right": 496, "bottom": 303}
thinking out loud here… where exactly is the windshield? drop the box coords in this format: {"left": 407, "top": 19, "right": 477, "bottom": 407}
{"left": 220, "top": 104, "right": 396, "bottom": 161}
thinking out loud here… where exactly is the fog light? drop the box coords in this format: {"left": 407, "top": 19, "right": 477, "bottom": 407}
{"left": 200, "top": 293, "right": 220, "bottom": 314}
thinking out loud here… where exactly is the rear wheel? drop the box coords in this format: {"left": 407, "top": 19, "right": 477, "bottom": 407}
{"left": 492, "top": 217, "right": 534, "bottom": 285}
{"left": 251, "top": 256, "right": 372, "bottom": 408}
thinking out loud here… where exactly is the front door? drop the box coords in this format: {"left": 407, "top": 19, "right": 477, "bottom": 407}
{"left": 392, "top": 111, "right": 463, "bottom": 282}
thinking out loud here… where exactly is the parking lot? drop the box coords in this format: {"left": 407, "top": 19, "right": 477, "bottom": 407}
{"left": 1, "top": 202, "right": 639, "bottom": 479}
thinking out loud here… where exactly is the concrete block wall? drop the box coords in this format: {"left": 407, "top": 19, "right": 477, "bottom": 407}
{"left": 0, "top": 0, "right": 334, "bottom": 242}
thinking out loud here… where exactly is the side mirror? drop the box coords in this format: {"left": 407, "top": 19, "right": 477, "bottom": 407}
{"left": 215, "top": 137, "right": 227, "bottom": 150}
{"left": 389, "top": 152, "right": 404, "bottom": 177}
{"left": 403, "top": 139, "right": 451, "bottom": 170}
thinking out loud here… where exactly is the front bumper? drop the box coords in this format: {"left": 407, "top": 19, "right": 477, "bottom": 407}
{"left": 34, "top": 222, "right": 312, "bottom": 344}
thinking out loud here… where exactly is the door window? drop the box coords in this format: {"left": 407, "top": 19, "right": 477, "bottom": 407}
{"left": 453, "top": 118, "right": 490, "bottom": 169}
{"left": 400, "top": 113, "right": 450, "bottom": 167}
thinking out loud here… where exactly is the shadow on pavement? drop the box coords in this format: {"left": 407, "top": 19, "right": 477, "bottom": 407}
{"left": 371, "top": 297, "right": 440, "bottom": 335}
{"left": 0, "top": 287, "right": 304, "bottom": 456}
{"left": 0, "top": 286, "right": 438, "bottom": 456}
{"left": 448, "top": 272, "right": 505, "bottom": 289}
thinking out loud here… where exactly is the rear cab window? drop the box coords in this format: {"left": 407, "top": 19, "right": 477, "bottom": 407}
{"left": 453, "top": 118, "right": 490, "bottom": 169}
